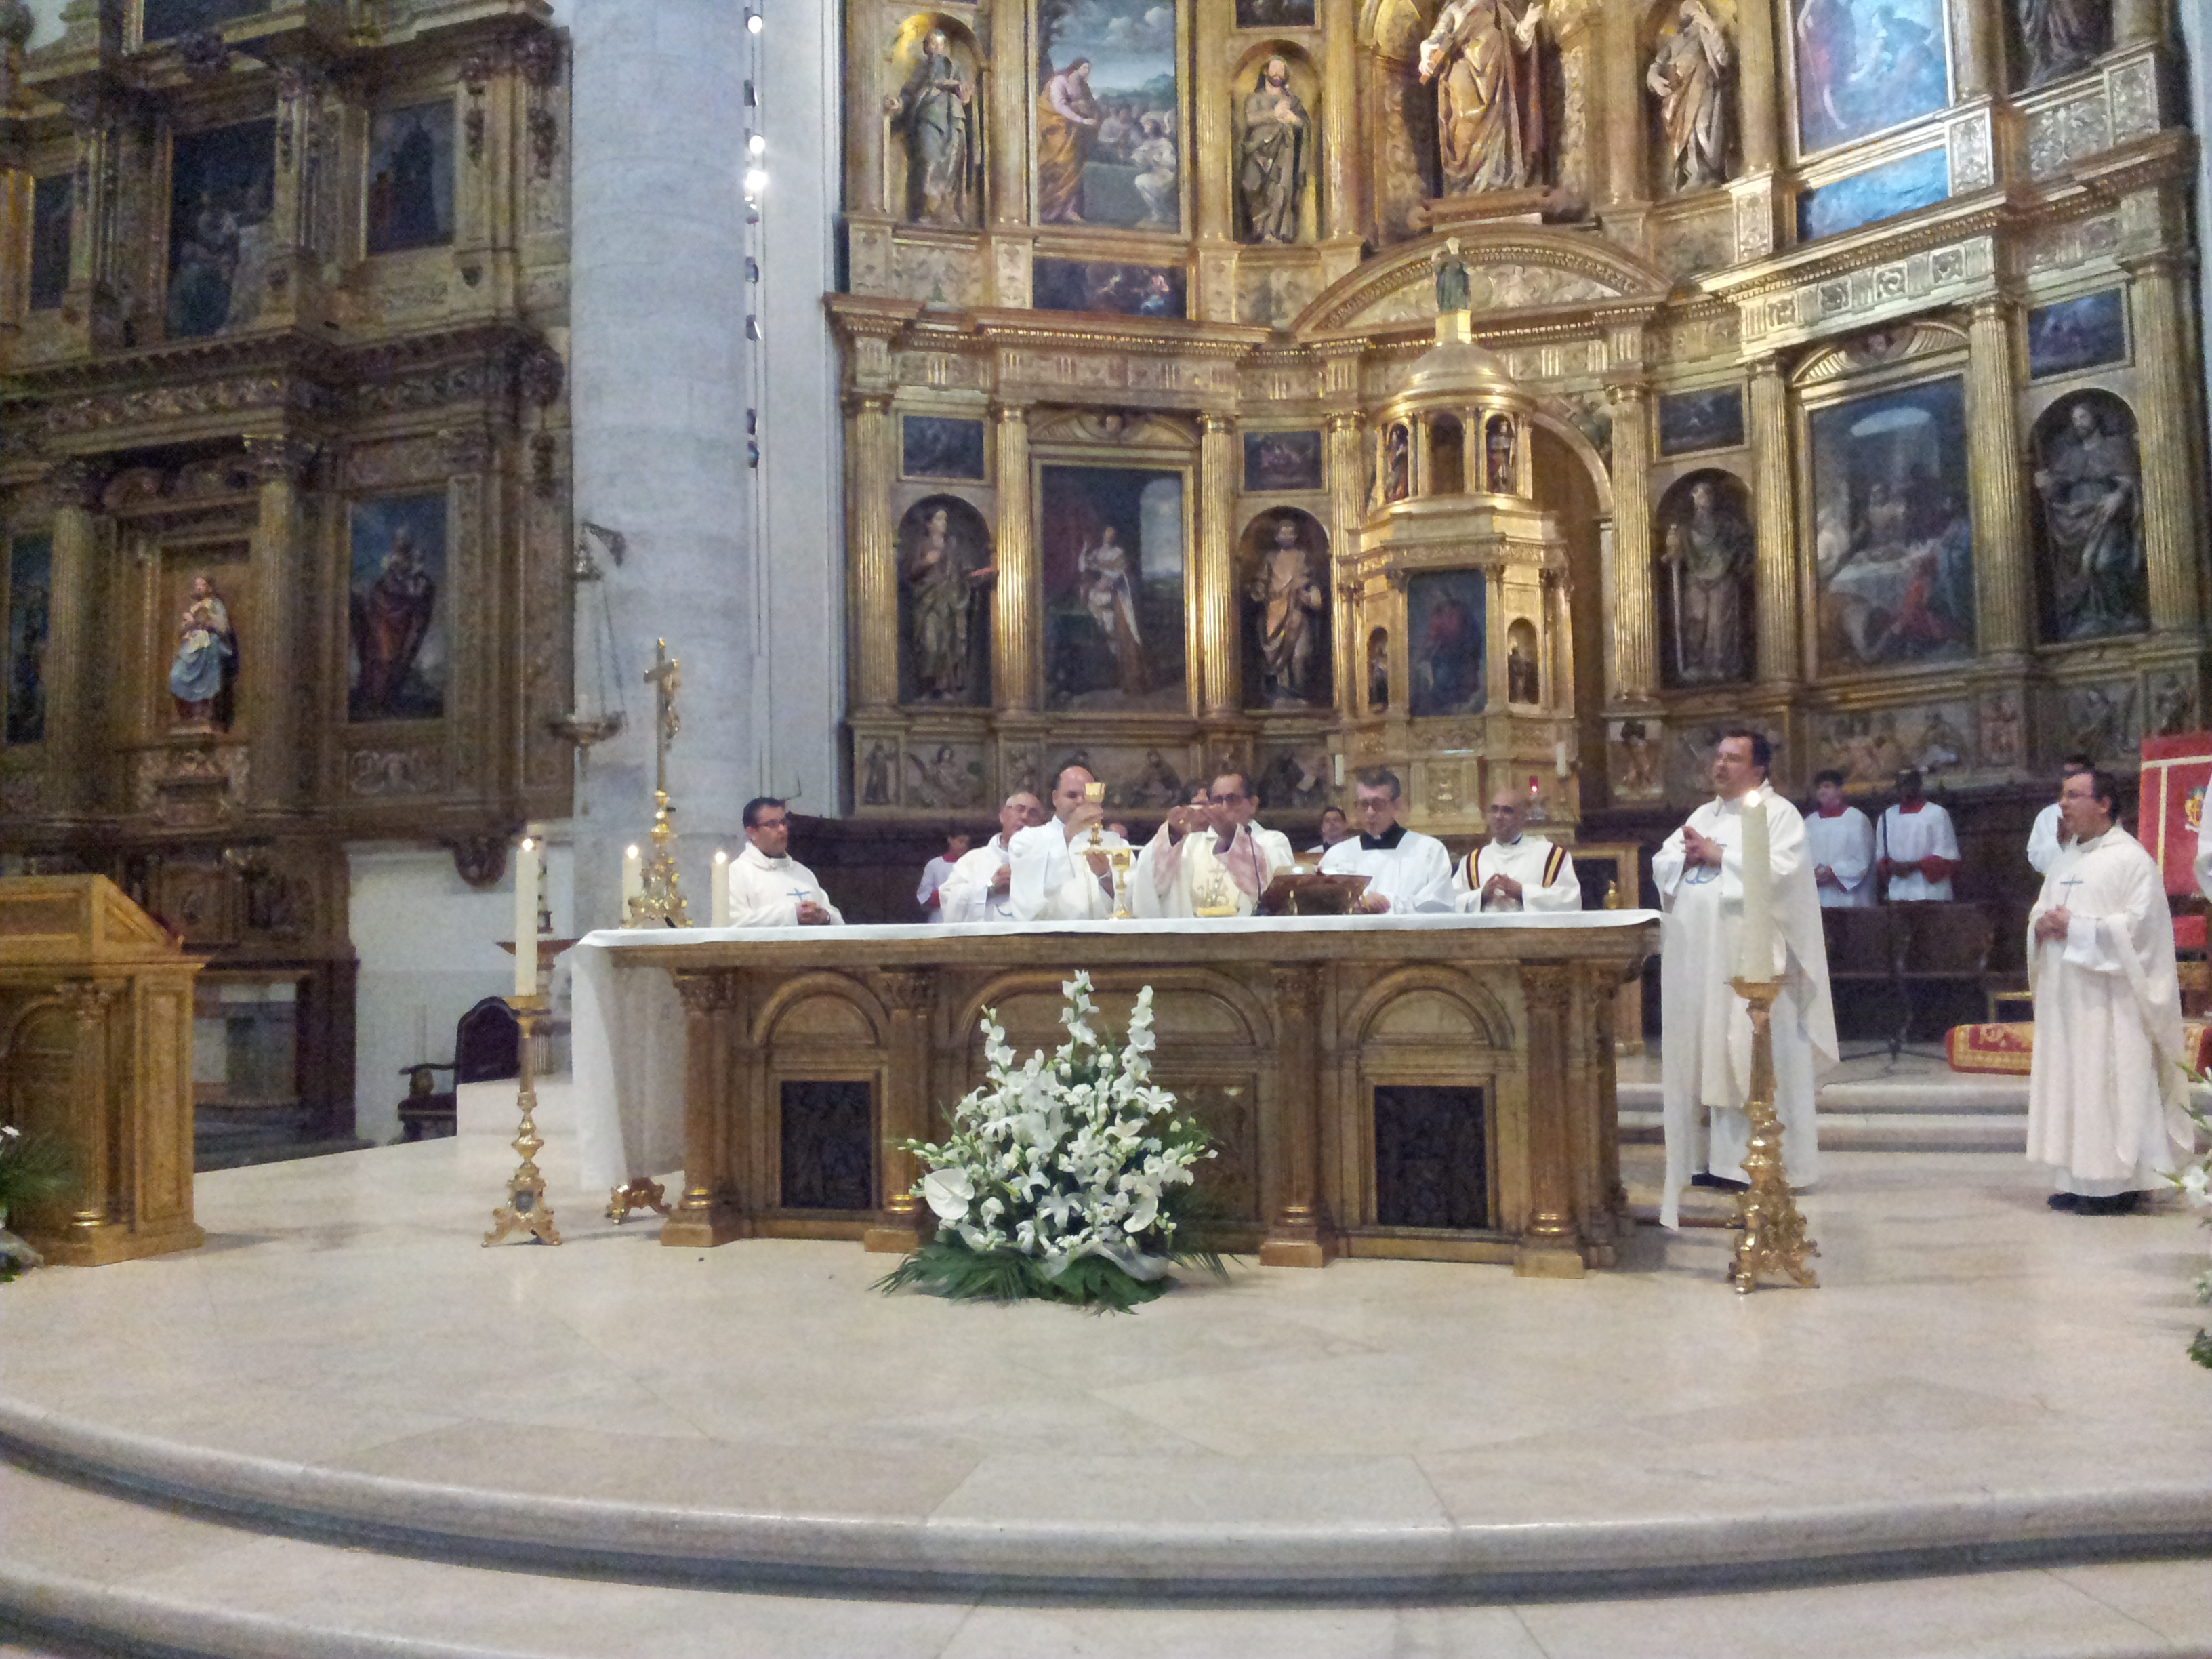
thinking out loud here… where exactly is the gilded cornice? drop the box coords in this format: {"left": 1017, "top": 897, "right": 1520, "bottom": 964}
{"left": 1294, "top": 227, "right": 1673, "bottom": 336}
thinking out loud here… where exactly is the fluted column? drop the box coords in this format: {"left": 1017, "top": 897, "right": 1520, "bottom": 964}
{"left": 1733, "top": 0, "right": 1780, "bottom": 171}
{"left": 45, "top": 462, "right": 104, "bottom": 815}
{"left": 1964, "top": 298, "right": 2033, "bottom": 657}
{"left": 1604, "top": 382, "right": 1658, "bottom": 700}
{"left": 1515, "top": 962, "right": 1584, "bottom": 1277}
{"left": 844, "top": 16, "right": 884, "bottom": 215}
{"left": 989, "top": 0, "right": 1027, "bottom": 223}
{"left": 1199, "top": 414, "right": 1240, "bottom": 716}
{"left": 2126, "top": 256, "right": 2203, "bottom": 634}
{"left": 1260, "top": 965, "right": 1331, "bottom": 1267}
{"left": 1601, "top": 0, "right": 1645, "bottom": 204}
{"left": 661, "top": 973, "right": 743, "bottom": 1247}
{"left": 865, "top": 970, "right": 932, "bottom": 1254}
{"left": 991, "top": 402, "right": 1038, "bottom": 710}
{"left": 1194, "top": 2, "right": 1233, "bottom": 241}
{"left": 847, "top": 394, "right": 898, "bottom": 712}
{"left": 1326, "top": 412, "right": 1365, "bottom": 718}
{"left": 1319, "top": 0, "right": 1362, "bottom": 240}
{"left": 1948, "top": 0, "right": 1999, "bottom": 98}
{"left": 1747, "top": 356, "right": 1799, "bottom": 684}
{"left": 243, "top": 436, "right": 317, "bottom": 810}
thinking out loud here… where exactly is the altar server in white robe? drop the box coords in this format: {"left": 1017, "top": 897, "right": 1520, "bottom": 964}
{"left": 2030, "top": 769, "right": 2197, "bottom": 1214}
{"left": 1805, "top": 769, "right": 1875, "bottom": 909}
{"left": 729, "top": 798, "right": 843, "bottom": 926}
{"left": 1876, "top": 769, "right": 1959, "bottom": 901}
{"left": 1322, "top": 768, "right": 1456, "bottom": 914}
{"left": 939, "top": 792, "right": 1047, "bottom": 924}
{"left": 1652, "top": 729, "right": 1837, "bottom": 1228}
{"left": 1008, "top": 766, "right": 1130, "bottom": 921}
{"left": 1134, "top": 771, "right": 1296, "bottom": 918}
{"left": 1452, "top": 785, "right": 1581, "bottom": 913}
{"left": 2028, "top": 755, "right": 2096, "bottom": 876}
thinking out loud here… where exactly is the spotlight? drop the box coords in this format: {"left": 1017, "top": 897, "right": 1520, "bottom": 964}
{"left": 745, "top": 167, "right": 768, "bottom": 194}
{"left": 745, "top": 8, "right": 762, "bottom": 33}
{"left": 747, "top": 132, "right": 766, "bottom": 157}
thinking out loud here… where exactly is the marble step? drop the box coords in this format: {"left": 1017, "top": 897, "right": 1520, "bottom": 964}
{"left": 1616, "top": 1105, "right": 2028, "bottom": 1153}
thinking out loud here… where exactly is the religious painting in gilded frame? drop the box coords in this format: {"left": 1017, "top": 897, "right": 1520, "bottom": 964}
{"left": 1788, "top": 0, "right": 1952, "bottom": 157}
{"left": 140, "top": 0, "right": 269, "bottom": 44}
{"left": 1038, "top": 464, "right": 1188, "bottom": 713}
{"left": 1406, "top": 570, "right": 1487, "bottom": 718}
{"left": 366, "top": 102, "right": 456, "bottom": 255}
{"left": 348, "top": 494, "right": 449, "bottom": 724}
{"left": 1035, "top": 0, "right": 1183, "bottom": 232}
{"left": 28, "top": 176, "right": 72, "bottom": 312}
{"left": 4, "top": 535, "right": 53, "bottom": 747}
{"left": 896, "top": 494, "right": 994, "bottom": 706}
{"left": 901, "top": 415, "right": 988, "bottom": 481}
{"left": 1242, "top": 429, "right": 1324, "bottom": 492}
{"left": 1806, "top": 375, "right": 1975, "bottom": 674}
{"left": 1796, "top": 147, "right": 1948, "bottom": 241}
{"left": 164, "top": 119, "right": 278, "bottom": 340}
{"left": 1236, "top": 0, "right": 1315, "bottom": 24}
{"left": 2026, "top": 288, "right": 2128, "bottom": 381}
{"left": 1654, "top": 386, "right": 1745, "bottom": 457}
{"left": 1032, "top": 258, "right": 1186, "bottom": 318}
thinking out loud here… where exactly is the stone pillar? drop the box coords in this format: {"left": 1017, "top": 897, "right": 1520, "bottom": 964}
{"left": 1199, "top": 414, "right": 1239, "bottom": 716}
{"left": 989, "top": 0, "right": 1028, "bottom": 224}
{"left": 571, "top": 0, "right": 753, "bottom": 930}
{"left": 45, "top": 461, "right": 104, "bottom": 815}
{"left": 2127, "top": 255, "right": 2204, "bottom": 635}
{"left": 1193, "top": 1, "right": 1233, "bottom": 243}
{"left": 2114, "top": 0, "right": 2163, "bottom": 47}
{"left": 1734, "top": 0, "right": 1781, "bottom": 171}
{"left": 1604, "top": 382, "right": 1658, "bottom": 701}
{"left": 991, "top": 402, "right": 1038, "bottom": 710}
{"left": 846, "top": 394, "right": 899, "bottom": 712}
{"left": 1319, "top": 0, "right": 1363, "bottom": 241}
{"left": 1601, "top": 0, "right": 1645, "bottom": 204}
{"left": 243, "top": 436, "right": 317, "bottom": 811}
{"left": 1747, "top": 356, "right": 1799, "bottom": 684}
{"left": 1326, "top": 411, "right": 1365, "bottom": 718}
{"left": 1964, "top": 298, "right": 2033, "bottom": 657}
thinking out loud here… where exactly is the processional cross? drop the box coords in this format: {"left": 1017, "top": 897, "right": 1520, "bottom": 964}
{"left": 644, "top": 638, "right": 681, "bottom": 798}
{"left": 623, "top": 636, "right": 691, "bottom": 933}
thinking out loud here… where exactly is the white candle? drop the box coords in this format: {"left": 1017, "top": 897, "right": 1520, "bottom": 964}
{"left": 621, "top": 844, "right": 642, "bottom": 919}
{"left": 512, "top": 836, "right": 539, "bottom": 998}
{"left": 1554, "top": 739, "right": 1570, "bottom": 778}
{"left": 712, "top": 848, "right": 731, "bottom": 928}
{"left": 1738, "top": 788, "right": 1774, "bottom": 983}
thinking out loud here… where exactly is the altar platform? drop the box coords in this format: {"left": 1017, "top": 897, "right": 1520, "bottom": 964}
{"left": 1, "top": 1134, "right": 2207, "bottom": 1658}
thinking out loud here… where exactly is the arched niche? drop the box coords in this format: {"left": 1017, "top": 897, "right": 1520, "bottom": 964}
{"left": 1429, "top": 414, "right": 1466, "bottom": 495}
{"left": 1240, "top": 506, "right": 1332, "bottom": 710}
{"left": 1231, "top": 41, "right": 1324, "bottom": 245}
{"left": 882, "top": 14, "right": 985, "bottom": 230}
{"left": 1653, "top": 468, "right": 1753, "bottom": 689}
{"left": 2030, "top": 388, "right": 2148, "bottom": 644}
{"left": 1505, "top": 616, "right": 1541, "bottom": 705}
{"left": 895, "top": 493, "right": 993, "bottom": 707}
{"left": 1367, "top": 626, "right": 1391, "bottom": 712}
{"left": 1641, "top": 0, "right": 1738, "bottom": 198}
{"left": 1381, "top": 420, "right": 1413, "bottom": 504}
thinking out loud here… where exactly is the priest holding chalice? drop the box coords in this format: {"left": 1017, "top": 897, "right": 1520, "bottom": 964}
{"left": 1132, "top": 771, "right": 1296, "bottom": 919}
{"left": 1008, "top": 764, "right": 1132, "bottom": 920}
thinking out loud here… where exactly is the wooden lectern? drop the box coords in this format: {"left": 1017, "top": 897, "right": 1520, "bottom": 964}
{"left": 0, "top": 876, "right": 204, "bottom": 1265}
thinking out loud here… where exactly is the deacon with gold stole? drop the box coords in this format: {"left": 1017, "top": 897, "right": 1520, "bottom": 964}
{"left": 1452, "top": 785, "right": 1581, "bottom": 913}
{"left": 1008, "top": 765, "right": 1130, "bottom": 921}
{"left": 1133, "top": 771, "right": 1296, "bottom": 918}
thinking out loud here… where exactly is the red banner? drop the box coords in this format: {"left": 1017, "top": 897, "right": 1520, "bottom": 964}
{"left": 2139, "top": 731, "right": 2212, "bottom": 902}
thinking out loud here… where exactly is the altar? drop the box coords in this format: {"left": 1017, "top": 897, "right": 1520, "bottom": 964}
{"left": 570, "top": 912, "right": 1658, "bottom": 1277}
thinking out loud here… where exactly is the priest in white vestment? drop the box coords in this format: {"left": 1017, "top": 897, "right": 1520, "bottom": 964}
{"left": 1805, "top": 769, "right": 1875, "bottom": 909}
{"left": 1008, "top": 766, "right": 1130, "bottom": 921}
{"left": 1452, "top": 785, "right": 1580, "bottom": 913}
{"left": 2029, "top": 769, "right": 2197, "bottom": 1214}
{"left": 1876, "top": 769, "right": 1959, "bottom": 901}
{"left": 1132, "top": 771, "right": 1296, "bottom": 918}
{"left": 1652, "top": 729, "right": 1837, "bottom": 1228}
{"left": 2029, "top": 756, "right": 2094, "bottom": 875}
{"left": 938, "top": 791, "right": 1046, "bottom": 924}
{"left": 729, "top": 797, "right": 843, "bottom": 926}
{"left": 1320, "top": 768, "right": 1455, "bottom": 914}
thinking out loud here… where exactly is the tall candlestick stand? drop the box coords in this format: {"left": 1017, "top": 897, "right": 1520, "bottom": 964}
{"left": 484, "top": 994, "right": 562, "bottom": 1246}
{"left": 1727, "top": 977, "right": 1818, "bottom": 1292}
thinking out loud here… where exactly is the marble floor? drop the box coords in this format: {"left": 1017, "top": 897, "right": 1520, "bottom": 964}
{"left": 0, "top": 1135, "right": 2207, "bottom": 1657}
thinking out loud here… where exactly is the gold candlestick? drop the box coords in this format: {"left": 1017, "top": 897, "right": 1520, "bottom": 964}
{"left": 485, "top": 994, "right": 561, "bottom": 1247}
{"left": 605, "top": 1176, "right": 670, "bottom": 1224}
{"left": 1726, "top": 976, "right": 1818, "bottom": 1292}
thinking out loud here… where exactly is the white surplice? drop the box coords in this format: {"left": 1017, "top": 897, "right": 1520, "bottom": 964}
{"left": 916, "top": 853, "right": 958, "bottom": 923}
{"left": 1008, "top": 821, "right": 1129, "bottom": 920}
{"left": 1877, "top": 800, "right": 1959, "bottom": 901}
{"left": 1805, "top": 804, "right": 1876, "bottom": 909}
{"left": 2027, "top": 826, "right": 2197, "bottom": 1195}
{"left": 1132, "top": 820, "right": 1296, "bottom": 919}
{"left": 938, "top": 834, "right": 1012, "bottom": 924}
{"left": 1451, "top": 836, "right": 1580, "bottom": 914}
{"left": 2028, "top": 801, "right": 2070, "bottom": 876}
{"left": 727, "top": 843, "right": 844, "bottom": 927}
{"left": 1318, "top": 826, "right": 1456, "bottom": 913}
{"left": 1652, "top": 793, "right": 1837, "bottom": 1227}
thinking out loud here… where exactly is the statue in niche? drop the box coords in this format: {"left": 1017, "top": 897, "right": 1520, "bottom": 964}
{"left": 1647, "top": 0, "right": 1732, "bottom": 192}
{"left": 1433, "top": 237, "right": 1471, "bottom": 310}
{"left": 168, "top": 573, "right": 236, "bottom": 729}
{"left": 1418, "top": 0, "right": 1549, "bottom": 195}
{"left": 1238, "top": 56, "right": 1309, "bottom": 245}
{"left": 901, "top": 504, "right": 994, "bottom": 701}
{"left": 861, "top": 741, "right": 893, "bottom": 806}
{"left": 1248, "top": 516, "right": 1328, "bottom": 706}
{"left": 1383, "top": 424, "right": 1412, "bottom": 502}
{"left": 2018, "top": 0, "right": 2110, "bottom": 88}
{"left": 886, "top": 26, "right": 979, "bottom": 228}
{"left": 2034, "top": 398, "right": 2146, "bottom": 642}
{"left": 1507, "top": 636, "right": 1540, "bottom": 703}
{"left": 1485, "top": 419, "right": 1515, "bottom": 492}
{"left": 1658, "top": 476, "right": 1753, "bottom": 685}
{"left": 1368, "top": 629, "right": 1391, "bottom": 712}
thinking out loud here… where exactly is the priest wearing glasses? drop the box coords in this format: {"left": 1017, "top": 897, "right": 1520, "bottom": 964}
{"left": 1452, "top": 784, "right": 1581, "bottom": 913}
{"left": 1318, "top": 768, "right": 1456, "bottom": 913}
{"left": 1132, "top": 771, "right": 1296, "bottom": 919}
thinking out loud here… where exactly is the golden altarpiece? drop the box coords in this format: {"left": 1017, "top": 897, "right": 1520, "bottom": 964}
{"left": 0, "top": 0, "right": 573, "bottom": 1137}
{"left": 832, "top": 0, "right": 2207, "bottom": 842}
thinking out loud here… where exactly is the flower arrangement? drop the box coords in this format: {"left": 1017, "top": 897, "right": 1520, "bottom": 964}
{"left": 0, "top": 1123, "right": 68, "bottom": 1284}
{"left": 2175, "top": 1088, "right": 2212, "bottom": 1370}
{"left": 877, "top": 972, "right": 1225, "bottom": 1312}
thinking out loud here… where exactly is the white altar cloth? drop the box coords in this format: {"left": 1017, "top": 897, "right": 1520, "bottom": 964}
{"left": 566, "top": 911, "right": 1660, "bottom": 1192}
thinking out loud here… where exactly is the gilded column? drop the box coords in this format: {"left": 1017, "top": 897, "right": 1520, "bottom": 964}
{"left": 45, "top": 462, "right": 105, "bottom": 815}
{"left": 1261, "top": 965, "right": 1332, "bottom": 1267}
{"left": 865, "top": 970, "right": 933, "bottom": 1254}
{"left": 1747, "top": 356, "right": 1799, "bottom": 684}
{"left": 1319, "top": 0, "right": 1363, "bottom": 241}
{"left": 662, "top": 972, "right": 743, "bottom": 1248}
{"left": 1964, "top": 298, "right": 2033, "bottom": 658}
{"left": 1605, "top": 382, "right": 1657, "bottom": 701}
{"left": 1326, "top": 411, "right": 1366, "bottom": 718}
{"left": 991, "top": 402, "right": 1038, "bottom": 710}
{"left": 845, "top": 19, "right": 884, "bottom": 216}
{"left": 2113, "top": 0, "right": 2163, "bottom": 45}
{"left": 58, "top": 981, "right": 121, "bottom": 1246}
{"left": 989, "top": 0, "right": 1029, "bottom": 224}
{"left": 1732, "top": 0, "right": 1780, "bottom": 171}
{"left": 1947, "top": 0, "right": 1998, "bottom": 98}
{"left": 1193, "top": 1, "right": 1232, "bottom": 243}
{"left": 1515, "top": 962, "right": 1584, "bottom": 1277}
{"left": 243, "top": 436, "right": 318, "bottom": 810}
{"left": 1601, "top": 0, "right": 1645, "bottom": 204}
{"left": 1199, "top": 414, "right": 1239, "bottom": 716}
{"left": 848, "top": 395, "right": 898, "bottom": 712}
{"left": 2125, "top": 256, "right": 2203, "bottom": 635}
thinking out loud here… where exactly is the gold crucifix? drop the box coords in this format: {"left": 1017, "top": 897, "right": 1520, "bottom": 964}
{"left": 643, "top": 638, "right": 682, "bottom": 798}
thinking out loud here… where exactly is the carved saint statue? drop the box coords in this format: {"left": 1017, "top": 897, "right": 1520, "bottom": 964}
{"left": 169, "top": 573, "right": 235, "bottom": 728}
{"left": 2034, "top": 399, "right": 2146, "bottom": 641}
{"left": 1248, "top": 516, "right": 1328, "bottom": 705}
{"left": 885, "top": 27, "right": 978, "bottom": 228}
{"left": 1647, "top": 0, "right": 1732, "bottom": 192}
{"left": 1659, "top": 477, "right": 1753, "bottom": 684}
{"left": 1418, "top": 0, "right": 1549, "bottom": 195}
{"left": 2018, "top": 0, "right": 2110, "bottom": 88}
{"left": 1238, "top": 56, "right": 1309, "bottom": 244}
{"left": 901, "top": 504, "right": 994, "bottom": 701}
{"left": 1433, "top": 237, "right": 1471, "bottom": 311}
